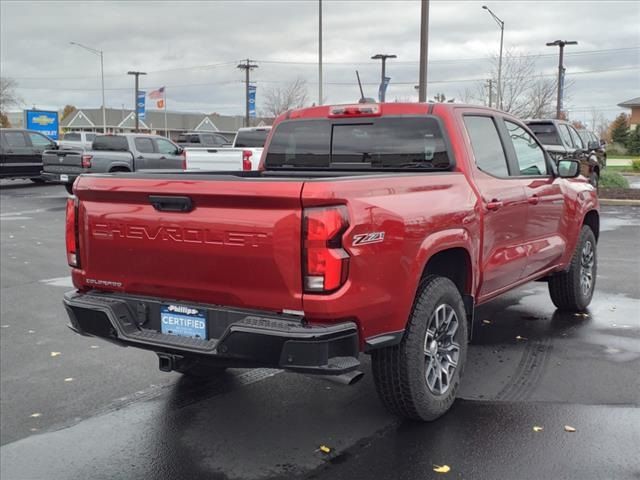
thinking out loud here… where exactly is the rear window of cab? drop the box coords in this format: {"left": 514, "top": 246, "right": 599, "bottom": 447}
{"left": 265, "top": 116, "right": 451, "bottom": 170}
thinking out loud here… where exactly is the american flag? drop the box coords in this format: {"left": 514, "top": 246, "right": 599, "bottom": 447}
{"left": 148, "top": 87, "right": 165, "bottom": 100}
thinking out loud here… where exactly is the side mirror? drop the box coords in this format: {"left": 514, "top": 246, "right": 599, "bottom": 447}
{"left": 558, "top": 159, "right": 580, "bottom": 178}
{"left": 176, "top": 147, "right": 184, "bottom": 155}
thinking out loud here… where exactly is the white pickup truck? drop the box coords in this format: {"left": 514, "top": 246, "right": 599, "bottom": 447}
{"left": 184, "top": 126, "right": 271, "bottom": 171}
{"left": 57, "top": 131, "right": 97, "bottom": 150}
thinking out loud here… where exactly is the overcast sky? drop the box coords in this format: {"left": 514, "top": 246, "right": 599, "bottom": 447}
{"left": 1, "top": 0, "right": 639, "bottom": 125}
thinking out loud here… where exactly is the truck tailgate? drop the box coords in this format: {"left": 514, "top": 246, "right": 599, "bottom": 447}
{"left": 185, "top": 148, "right": 244, "bottom": 171}
{"left": 73, "top": 175, "right": 304, "bottom": 312}
{"left": 43, "top": 150, "right": 82, "bottom": 174}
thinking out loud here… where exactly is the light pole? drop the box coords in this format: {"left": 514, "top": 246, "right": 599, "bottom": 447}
{"left": 237, "top": 60, "right": 258, "bottom": 128}
{"left": 127, "top": 71, "right": 147, "bottom": 132}
{"left": 418, "top": 0, "right": 430, "bottom": 102}
{"left": 70, "top": 42, "right": 106, "bottom": 133}
{"left": 371, "top": 54, "right": 397, "bottom": 103}
{"left": 482, "top": 5, "right": 504, "bottom": 110}
{"left": 546, "top": 40, "right": 578, "bottom": 119}
{"left": 318, "top": 0, "right": 323, "bottom": 105}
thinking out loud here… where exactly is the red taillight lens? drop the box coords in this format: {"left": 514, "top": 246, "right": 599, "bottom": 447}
{"left": 65, "top": 197, "right": 79, "bottom": 267}
{"left": 81, "top": 154, "right": 92, "bottom": 168}
{"left": 303, "top": 206, "right": 350, "bottom": 293}
{"left": 181, "top": 150, "right": 187, "bottom": 170}
{"left": 242, "top": 150, "right": 252, "bottom": 171}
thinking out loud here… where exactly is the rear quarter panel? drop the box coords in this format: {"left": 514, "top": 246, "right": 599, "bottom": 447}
{"left": 301, "top": 172, "right": 479, "bottom": 344}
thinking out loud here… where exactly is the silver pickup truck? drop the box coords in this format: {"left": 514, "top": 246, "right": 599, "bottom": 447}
{"left": 42, "top": 133, "right": 184, "bottom": 193}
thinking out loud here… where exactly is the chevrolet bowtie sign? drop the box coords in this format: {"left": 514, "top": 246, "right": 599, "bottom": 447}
{"left": 25, "top": 110, "right": 59, "bottom": 140}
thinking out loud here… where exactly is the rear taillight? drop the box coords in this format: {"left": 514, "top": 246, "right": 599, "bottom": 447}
{"left": 242, "top": 150, "right": 252, "bottom": 171}
{"left": 81, "top": 154, "right": 92, "bottom": 168}
{"left": 65, "top": 197, "right": 80, "bottom": 267}
{"left": 180, "top": 150, "right": 187, "bottom": 170}
{"left": 303, "top": 206, "right": 350, "bottom": 293}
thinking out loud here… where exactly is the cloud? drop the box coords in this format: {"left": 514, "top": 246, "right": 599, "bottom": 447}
{"left": 1, "top": 0, "right": 638, "bottom": 124}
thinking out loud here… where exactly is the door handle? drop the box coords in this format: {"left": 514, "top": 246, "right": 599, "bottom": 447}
{"left": 486, "top": 199, "right": 503, "bottom": 211}
{"left": 149, "top": 195, "right": 193, "bottom": 212}
{"left": 159, "top": 156, "right": 167, "bottom": 160}
{"left": 136, "top": 155, "right": 144, "bottom": 160}
{"left": 528, "top": 195, "right": 539, "bottom": 205}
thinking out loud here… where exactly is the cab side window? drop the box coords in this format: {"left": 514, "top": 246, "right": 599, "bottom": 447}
{"left": 28, "top": 132, "right": 54, "bottom": 148}
{"left": 134, "top": 137, "right": 155, "bottom": 153}
{"left": 505, "top": 121, "right": 548, "bottom": 176}
{"left": 463, "top": 116, "right": 510, "bottom": 177}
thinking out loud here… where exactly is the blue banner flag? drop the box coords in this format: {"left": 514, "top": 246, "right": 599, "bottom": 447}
{"left": 248, "top": 85, "right": 257, "bottom": 118}
{"left": 378, "top": 77, "right": 391, "bottom": 102}
{"left": 25, "top": 110, "right": 59, "bottom": 140}
{"left": 137, "top": 91, "right": 146, "bottom": 120}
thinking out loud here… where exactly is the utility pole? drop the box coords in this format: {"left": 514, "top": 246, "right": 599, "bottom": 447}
{"left": 70, "top": 42, "right": 106, "bottom": 133}
{"left": 371, "top": 54, "right": 397, "bottom": 102}
{"left": 237, "top": 59, "right": 258, "bottom": 127}
{"left": 482, "top": 5, "right": 504, "bottom": 110}
{"left": 127, "top": 71, "right": 146, "bottom": 132}
{"left": 486, "top": 79, "right": 493, "bottom": 107}
{"left": 318, "top": 0, "right": 323, "bottom": 105}
{"left": 418, "top": 0, "right": 430, "bottom": 102}
{"left": 547, "top": 40, "right": 578, "bottom": 119}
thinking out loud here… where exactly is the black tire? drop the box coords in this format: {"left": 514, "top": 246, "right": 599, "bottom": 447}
{"left": 173, "top": 359, "right": 226, "bottom": 378}
{"left": 30, "top": 177, "right": 46, "bottom": 184}
{"left": 372, "top": 276, "right": 468, "bottom": 421}
{"left": 64, "top": 183, "right": 74, "bottom": 195}
{"left": 548, "top": 225, "right": 597, "bottom": 312}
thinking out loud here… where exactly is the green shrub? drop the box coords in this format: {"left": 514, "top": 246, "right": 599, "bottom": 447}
{"left": 600, "top": 170, "right": 630, "bottom": 189}
{"left": 632, "top": 159, "right": 640, "bottom": 172}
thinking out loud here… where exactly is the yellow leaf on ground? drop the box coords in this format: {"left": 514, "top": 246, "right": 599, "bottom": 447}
{"left": 482, "top": 320, "right": 491, "bottom": 325}
{"left": 516, "top": 335, "right": 527, "bottom": 340}
{"left": 64, "top": 377, "right": 74, "bottom": 382}
{"left": 564, "top": 425, "right": 576, "bottom": 432}
{"left": 50, "top": 352, "right": 61, "bottom": 357}
{"left": 90, "top": 345, "right": 99, "bottom": 349}
{"left": 319, "top": 445, "right": 331, "bottom": 454}
{"left": 433, "top": 465, "right": 451, "bottom": 473}
{"left": 533, "top": 426, "right": 544, "bottom": 432}
{"left": 30, "top": 413, "right": 42, "bottom": 418}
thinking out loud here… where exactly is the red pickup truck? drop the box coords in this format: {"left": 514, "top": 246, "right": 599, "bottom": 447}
{"left": 63, "top": 103, "right": 599, "bottom": 421}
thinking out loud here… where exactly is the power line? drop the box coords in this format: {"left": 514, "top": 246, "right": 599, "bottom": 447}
{"left": 9, "top": 46, "right": 639, "bottom": 81}
{"left": 12, "top": 65, "right": 638, "bottom": 92}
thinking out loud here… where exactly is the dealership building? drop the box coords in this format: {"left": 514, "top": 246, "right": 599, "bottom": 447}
{"left": 6, "top": 108, "right": 272, "bottom": 140}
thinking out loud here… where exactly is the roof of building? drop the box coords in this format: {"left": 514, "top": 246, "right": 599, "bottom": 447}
{"left": 59, "top": 108, "right": 272, "bottom": 132}
{"left": 617, "top": 97, "right": 640, "bottom": 108}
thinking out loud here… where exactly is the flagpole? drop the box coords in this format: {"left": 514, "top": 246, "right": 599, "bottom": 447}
{"left": 164, "top": 89, "right": 168, "bottom": 138}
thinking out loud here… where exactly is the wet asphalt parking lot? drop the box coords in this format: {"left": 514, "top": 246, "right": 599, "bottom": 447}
{"left": 1, "top": 179, "right": 639, "bottom": 480}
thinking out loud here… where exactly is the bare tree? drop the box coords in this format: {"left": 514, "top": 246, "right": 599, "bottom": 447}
{"left": 0, "top": 77, "right": 21, "bottom": 115}
{"left": 483, "top": 50, "right": 559, "bottom": 118}
{"left": 262, "top": 78, "right": 309, "bottom": 117}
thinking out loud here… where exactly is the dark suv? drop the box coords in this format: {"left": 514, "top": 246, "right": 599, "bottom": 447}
{"left": 525, "top": 119, "right": 604, "bottom": 188}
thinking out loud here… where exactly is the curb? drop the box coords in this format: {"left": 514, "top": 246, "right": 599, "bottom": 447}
{"left": 599, "top": 199, "right": 640, "bottom": 206}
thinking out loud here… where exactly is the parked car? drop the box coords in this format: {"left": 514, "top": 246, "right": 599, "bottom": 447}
{"left": 525, "top": 119, "right": 603, "bottom": 188}
{"left": 176, "top": 132, "right": 232, "bottom": 148}
{"left": 0, "top": 128, "right": 57, "bottom": 182}
{"left": 577, "top": 128, "right": 607, "bottom": 169}
{"left": 185, "top": 126, "right": 271, "bottom": 171}
{"left": 63, "top": 103, "right": 599, "bottom": 422}
{"left": 57, "top": 131, "right": 97, "bottom": 151}
{"left": 42, "top": 134, "right": 184, "bottom": 194}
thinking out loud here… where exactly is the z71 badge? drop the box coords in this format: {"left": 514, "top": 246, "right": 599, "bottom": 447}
{"left": 352, "top": 232, "right": 385, "bottom": 245}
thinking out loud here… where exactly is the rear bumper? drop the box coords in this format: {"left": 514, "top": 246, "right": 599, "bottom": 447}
{"left": 63, "top": 291, "right": 360, "bottom": 375}
{"left": 41, "top": 172, "right": 78, "bottom": 183}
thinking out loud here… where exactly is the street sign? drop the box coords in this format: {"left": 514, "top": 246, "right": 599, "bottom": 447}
{"left": 24, "top": 110, "right": 59, "bottom": 140}
{"left": 137, "top": 91, "right": 146, "bottom": 120}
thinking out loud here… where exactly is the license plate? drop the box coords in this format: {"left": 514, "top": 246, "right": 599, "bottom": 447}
{"left": 160, "top": 304, "right": 207, "bottom": 339}
{"left": 60, "top": 174, "right": 69, "bottom": 182}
